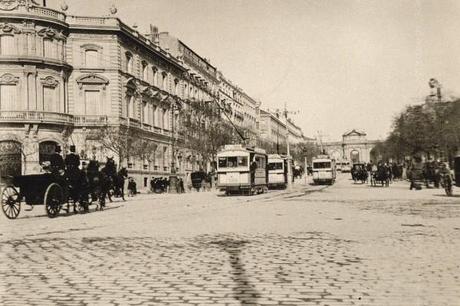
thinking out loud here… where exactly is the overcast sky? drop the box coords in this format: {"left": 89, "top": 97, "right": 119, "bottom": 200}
{"left": 49, "top": 0, "right": 460, "bottom": 141}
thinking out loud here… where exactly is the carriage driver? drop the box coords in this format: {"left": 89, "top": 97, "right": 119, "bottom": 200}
{"left": 65, "top": 145, "right": 81, "bottom": 170}
{"left": 49, "top": 145, "right": 65, "bottom": 174}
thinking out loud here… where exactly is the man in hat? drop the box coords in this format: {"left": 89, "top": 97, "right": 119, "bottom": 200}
{"left": 65, "top": 145, "right": 80, "bottom": 171}
{"left": 49, "top": 145, "right": 65, "bottom": 174}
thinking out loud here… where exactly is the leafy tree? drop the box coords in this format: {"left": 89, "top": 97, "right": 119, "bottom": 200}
{"left": 376, "top": 100, "right": 460, "bottom": 163}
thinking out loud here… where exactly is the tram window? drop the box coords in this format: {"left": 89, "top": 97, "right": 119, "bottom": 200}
{"left": 313, "top": 162, "right": 331, "bottom": 169}
{"left": 219, "top": 156, "right": 247, "bottom": 168}
{"left": 268, "top": 162, "right": 283, "bottom": 170}
{"left": 218, "top": 157, "right": 227, "bottom": 168}
{"left": 237, "top": 156, "right": 248, "bottom": 167}
{"left": 255, "top": 156, "right": 265, "bottom": 169}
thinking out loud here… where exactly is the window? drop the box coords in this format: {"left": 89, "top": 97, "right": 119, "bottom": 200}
{"left": 0, "top": 35, "right": 15, "bottom": 55}
{"left": 158, "top": 108, "right": 164, "bottom": 128}
{"left": 163, "top": 109, "right": 169, "bottom": 130}
{"left": 152, "top": 105, "right": 157, "bottom": 126}
{"left": 43, "top": 38, "right": 56, "bottom": 58}
{"left": 43, "top": 86, "right": 56, "bottom": 112}
{"left": 127, "top": 95, "right": 135, "bottom": 118}
{"left": 85, "top": 49, "right": 98, "bottom": 67}
{"left": 218, "top": 156, "right": 248, "bottom": 168}
{"left": 268, "top": 162, "right": 283, "bottom": 171}
{"left": 142, "top": 101, "right": 148, "bottom": 123}
{"left": 142, "top": 61, "right": 148, "bottom": 81}
{"left": 152, "top": 67, "right": 158, "bottom": 86}
{"left": 174, "top": 79, "right": 179, "bottom": 96}
{"left": 255, "top": 156, "right": 266, "bottom": 169}
{"left": 0, "top": 84, "right": 16, "bottom": 110}
{"left": 84, "top": 90, "right": 101, "bottom": 115}
{"left": 161, "top": 72, "right": 167, "bottom": 90}
{"left": 163, "top": 147, "right": 168, "bottom": 169}
{"left": 313, "top": 162, "right": 331, "bottom": 169}
{"left": 126, "top": 52, "right": 133, "bottom": 74}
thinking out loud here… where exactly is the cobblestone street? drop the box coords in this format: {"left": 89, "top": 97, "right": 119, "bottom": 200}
{"left": 1, "top": 174, "right": 459, "bottom": 305}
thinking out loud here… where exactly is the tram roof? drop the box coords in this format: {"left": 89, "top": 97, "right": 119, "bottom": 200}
{"left": 219, "top": 144, "right": 266, "bottom": 155}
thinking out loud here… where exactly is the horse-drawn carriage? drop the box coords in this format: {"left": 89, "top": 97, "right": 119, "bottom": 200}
{"left": 1, "top": 173, "right": 88, "bottom": 219}
{"left": 191, "top": 171, "right": 208, "bottom": 192}
{"left": 1, "top": 157, "right": 128, "bottom": 219}
{"left": 370, "top": 165, "right": 390, "bottom": 187}
{"left": 351, "top": 163, "right": 368, "bottom": 184}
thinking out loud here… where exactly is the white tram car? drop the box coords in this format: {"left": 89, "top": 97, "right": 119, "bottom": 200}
{"left": 217, "top": 145, "right": 268, "bottom": 195}
{"left": 312, "top": 155, "right": 336, "bottom": 185}
{"left": 267, "top": 154, "right": 292, "bottom": 189}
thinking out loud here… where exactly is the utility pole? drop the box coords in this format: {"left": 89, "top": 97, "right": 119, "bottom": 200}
{"left": 316, "top": 130, "right": 328, "bottom": 154}
{"left": 283, "top": 102, "right": 299, "bottom": 190}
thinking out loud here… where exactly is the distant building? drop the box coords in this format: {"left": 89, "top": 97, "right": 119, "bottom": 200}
{"left": 322, "top": 130, "right": 378, "bottom": 164}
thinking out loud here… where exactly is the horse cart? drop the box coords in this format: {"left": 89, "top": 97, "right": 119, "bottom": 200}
{"left": 1, "top": 173, "right": 83, "bottom": 219}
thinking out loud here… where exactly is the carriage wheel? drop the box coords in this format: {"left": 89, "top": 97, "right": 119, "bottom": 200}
{"left": 1, "top": 186, "right": 21, "bottom": 219}
{"left": 44, "top": 183, "right": 63, "bottom": 218}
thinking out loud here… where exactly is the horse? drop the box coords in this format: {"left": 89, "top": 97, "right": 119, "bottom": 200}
{"left": 65, "top": 166, "right": 90, "bottom": 213}
{"left": 371, "top": 164, "right": 390, "bottom": 187}
{"left": 86, "top": 159, "right": 107, "bottom": 210}
{"left": 423, "top": 162, "right": 440, "bottom": 188}
{"left": 101, "top": 158, "right": 128, "bottom": 202}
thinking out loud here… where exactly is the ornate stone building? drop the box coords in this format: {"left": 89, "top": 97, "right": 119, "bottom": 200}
{"left": 322, "top": 130, "right": 378, "bottom": 164}
{"left": 0, "top": 0, "right": 187, "bottom": 189}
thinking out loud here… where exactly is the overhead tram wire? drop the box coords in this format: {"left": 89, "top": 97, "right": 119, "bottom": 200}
{"left": 213, "top": 99, "right": 247, "bottom": 142}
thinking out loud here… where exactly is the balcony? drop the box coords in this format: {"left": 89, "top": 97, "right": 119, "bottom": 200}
{"left": 73, "top": 115, "right": 108, "bottom": 126}
{"left": 0, "top": 4, "right": 66, "bottom": 24}
{"left": 66, "top": 15, "right": 120, "bottom": 28}
{"left": 0, "top": 110, "right": 73, "bottom": 125}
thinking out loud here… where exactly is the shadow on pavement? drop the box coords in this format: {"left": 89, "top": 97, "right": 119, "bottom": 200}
{"left": 210, "top": 238, "right": 261, "bottom": 305}
{"left": 16, "top": 205, "right": 121, "bottom": 220}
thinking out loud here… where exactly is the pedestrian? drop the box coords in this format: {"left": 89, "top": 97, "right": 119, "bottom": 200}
{"left": 179, "top": 178, "right": 185, "bottom": 193}
{"left": 127, "top": 177, "right": 136, "bottom": 197}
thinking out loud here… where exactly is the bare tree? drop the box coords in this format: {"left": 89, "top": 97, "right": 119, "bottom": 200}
{"left": 89, "top": 125, "right": 156, "bottom": 168}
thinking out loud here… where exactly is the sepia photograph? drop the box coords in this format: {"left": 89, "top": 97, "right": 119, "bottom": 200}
{"left": 0, "top": 0, "right": 459, "bottom": 305}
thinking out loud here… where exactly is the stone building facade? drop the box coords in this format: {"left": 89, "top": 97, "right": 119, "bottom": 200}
{"left": 0, "top": 0, "right": 187, "bottom": 190}
{"left": 0, "top": 0, "right": 308, "bottom": 188}
{"left": 323, "top": 130, "right": 378, "bottom": 164}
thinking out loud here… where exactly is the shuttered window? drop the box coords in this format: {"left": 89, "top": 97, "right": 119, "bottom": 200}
{"left": 0, "top": 35, "right": 15, "bottom": 55}
{"left": 0, "top": 84, "right": 16, "bottom": 110}
{"left": 43, "top": 38, "right": 56, "bottom": 58}
{"left": 84, "top": 90, "right": 101, "bottom": 115}
{"left": 43, "top": 86, "right": 56, "bottom": 112}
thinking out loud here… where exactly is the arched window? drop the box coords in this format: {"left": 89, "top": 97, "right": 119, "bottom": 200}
{"left": 152, "top": 67, "right": 158, "bottom": 86}
{"left": 152, "top": 105, "right": 157, "bottom": 127}
{"left": 0, "top": 35, "right": 15, "bottom": 55}
{"left": 142, "top": 61, "right": 149, "bottom": 81}
{"left": 173, "top": 79, "right": 179, "bottom": 96}
{"left": 161, "top": 72, "right": 168, "bottom": 90}
{"left": 125, "top": 52, "right": 133, "bottom": 74}
{"left": 163, "top": 108, "right": 169, "bottom": 130}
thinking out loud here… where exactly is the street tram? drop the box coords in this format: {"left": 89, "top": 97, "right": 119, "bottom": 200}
{"left": 217, "top": 145, "right": 268, "bottom": 195}
{"left": 267, "top": 154, "right": 292, "bottom": 189}
{"left": 312, "top": 155, "right": 336, "bottom": 185}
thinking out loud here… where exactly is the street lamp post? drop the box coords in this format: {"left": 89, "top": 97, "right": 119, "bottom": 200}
{"left": 169, "top": 100, "right": 179, "bottom": 193}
